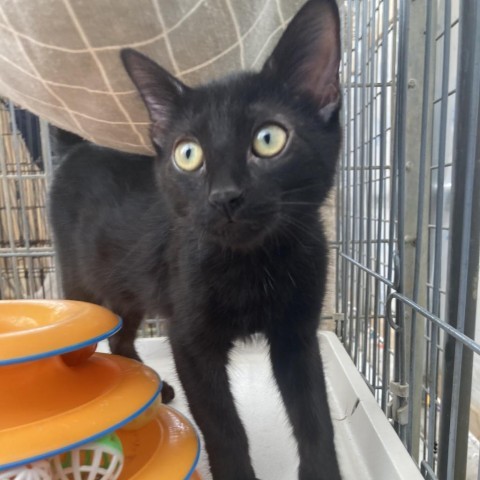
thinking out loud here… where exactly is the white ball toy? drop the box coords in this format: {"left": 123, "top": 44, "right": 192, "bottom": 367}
{"left": 0, "top": 460, "right": 52, "bottom": 480}
{"left": 50, "top": 433, "right": 124, "bottom": 480}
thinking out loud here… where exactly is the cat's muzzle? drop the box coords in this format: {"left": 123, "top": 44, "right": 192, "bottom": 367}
{"left": 207, "top": 216, "right": 275, "bottom": 250}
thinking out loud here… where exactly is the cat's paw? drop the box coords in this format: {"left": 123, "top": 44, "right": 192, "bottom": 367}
{"left": 161, "top": 381, "right": 175, "bottom": 403}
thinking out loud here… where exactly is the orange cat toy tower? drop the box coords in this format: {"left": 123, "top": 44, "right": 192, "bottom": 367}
{"left": 0, "top": 300, "right": 201, "bottom": 480}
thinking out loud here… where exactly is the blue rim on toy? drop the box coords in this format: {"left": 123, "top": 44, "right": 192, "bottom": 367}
{"left": 0, "top": 379, "right": 163, "bottom": 471}
{"left": 0, "top": 316, "right": 122, "bottom": 367}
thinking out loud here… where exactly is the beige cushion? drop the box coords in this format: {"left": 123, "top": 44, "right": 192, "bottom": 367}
{"left": 0, "top": 0, "right": 303, "bottom": 154}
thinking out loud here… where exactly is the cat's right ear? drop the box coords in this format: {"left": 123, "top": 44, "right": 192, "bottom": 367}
{"left": 262, "top": 0, "right": 341, "bottom": 121}
{"left": 121, "top": 49, "right": 187, "bottom": 133}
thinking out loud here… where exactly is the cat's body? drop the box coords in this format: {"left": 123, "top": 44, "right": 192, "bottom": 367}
{"left": 50, "top": 1, "right": 343, "bottom": 478}
{"left": 51, "top": 135, "right": 332, "bottom": 350}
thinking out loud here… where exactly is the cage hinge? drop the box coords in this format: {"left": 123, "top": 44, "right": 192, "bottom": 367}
{"left": 388, "top": 381, "right": 409, "bottom": 425}
{"left": 332, "top": 313, "right": 345, "bottom": 338}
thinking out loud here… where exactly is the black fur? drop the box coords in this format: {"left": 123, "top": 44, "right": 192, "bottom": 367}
{"left": 49, "top": 1, "right": 342, "bottom": 478}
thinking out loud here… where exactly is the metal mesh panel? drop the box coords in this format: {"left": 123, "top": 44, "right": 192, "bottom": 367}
{"left": 0, "top": 98, "right": 165, "bottom": 336}
{"left": 338, "top": 0, "right": 480, "bottom": 478}
{"left": 0, "top": 100, "right": 58, "bottom": 300}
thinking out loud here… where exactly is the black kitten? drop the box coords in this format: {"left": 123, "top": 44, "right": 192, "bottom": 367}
{"left": 49, "top": 0, "right": 342, "bottom": 478}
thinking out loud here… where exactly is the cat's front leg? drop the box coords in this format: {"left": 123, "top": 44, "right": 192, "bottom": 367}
{"left": 268, "top": 326, "right": 342, "bottom": 480}
{"left": 169, "top": 332, "right": 258, "bottom": 480}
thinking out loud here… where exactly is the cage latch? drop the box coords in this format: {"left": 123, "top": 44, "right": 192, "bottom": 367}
{"left": 388, "top": 381, "right": 409, "bottom": 425}
{"left": 332, "top": 313, "right": 345, "bottom": 338}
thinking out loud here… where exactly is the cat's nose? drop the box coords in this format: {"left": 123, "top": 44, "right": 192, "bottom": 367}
{"left": 209, "top": 187, "right": 244, "bottom": 219}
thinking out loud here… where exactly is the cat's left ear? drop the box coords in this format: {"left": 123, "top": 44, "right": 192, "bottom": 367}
{"left": 262, "top": 0, "right": 341, "bottom": 121}
{"left": 121, "top": 49, "right": 188, "bottom": 135}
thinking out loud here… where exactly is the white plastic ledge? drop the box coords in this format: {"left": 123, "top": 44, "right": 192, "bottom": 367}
{"left": 100, "top": 331, "right": 422, "bottom": 479}
{"left": 319, "top": 331, "right": 422, "bottom": 480}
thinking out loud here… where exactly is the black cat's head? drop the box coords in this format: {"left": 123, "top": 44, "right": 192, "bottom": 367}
{"left": 121, "top": 0, "right": 341, "bottom": 250}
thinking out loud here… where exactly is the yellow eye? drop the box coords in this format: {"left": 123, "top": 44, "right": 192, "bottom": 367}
{"left": 173, "top": 140, "right": 204, "bottom": 171}
{"left": 252, "top": 124, "right": 288, "bottom": 158}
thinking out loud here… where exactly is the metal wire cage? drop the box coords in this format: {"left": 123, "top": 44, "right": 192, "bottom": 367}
{"left": 0, "top": 102, "right": 167, "bottom": 335}
{"left": 0, "top": 101, "right": 59, "bottom": 300}
{"left": 337, "top": 0, "right": 480, "bottom": 478}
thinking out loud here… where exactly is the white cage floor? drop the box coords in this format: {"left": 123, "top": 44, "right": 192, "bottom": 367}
{"left": 99, "top": 332, "right": 421, "bottom": 480}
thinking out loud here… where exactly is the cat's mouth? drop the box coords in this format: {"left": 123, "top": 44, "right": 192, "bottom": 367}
{"left": 206, "top": 218, "right": 275, "bottom": 249}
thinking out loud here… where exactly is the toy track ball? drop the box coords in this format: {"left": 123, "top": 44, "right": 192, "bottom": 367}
{"left": 0, "top": 460, "right": 52, "bottom": 480}
{"left": 50, "top": 433, "right": 124, "bottom": 480}
{"left": 119, "top": 396, "right": 162, "bottom": 432}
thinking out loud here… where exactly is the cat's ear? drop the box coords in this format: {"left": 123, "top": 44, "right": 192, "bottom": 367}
{"left": 121, "top": 49, "right": 188, "bottom": 131}
{"left": 262, "top": 0, "right": 341, "bottom": 121}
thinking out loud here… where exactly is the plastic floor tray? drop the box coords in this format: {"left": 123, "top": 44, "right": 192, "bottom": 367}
{"left": 99, "top": 331, "right": 422, "bottom": 480}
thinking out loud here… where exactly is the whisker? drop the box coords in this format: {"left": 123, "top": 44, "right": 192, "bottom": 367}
{"left": 278, "top": 225, "right": 309, "bottom": 250}
{"left": 281, "top": 183, "right": 325, "bottom": 196}
{"left": 278, "top": 201, "right": 322, "bottom": 207}
{"left": 278, "top": 213, "right": 321, "bottom": 244}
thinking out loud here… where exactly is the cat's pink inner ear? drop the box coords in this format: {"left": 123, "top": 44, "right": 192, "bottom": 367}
{"left": 121, "top": 48, "right": 186, "bottom": 130}
{"left": 300, "top": 29, "right": 341, "bottom": 119}
{"left": 263, "top": 0, "right": 341, "bottom": 119}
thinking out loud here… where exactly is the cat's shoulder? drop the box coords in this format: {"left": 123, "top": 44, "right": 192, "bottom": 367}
{"left": 54, "top": 142, "right": 154, "bottom": 182}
